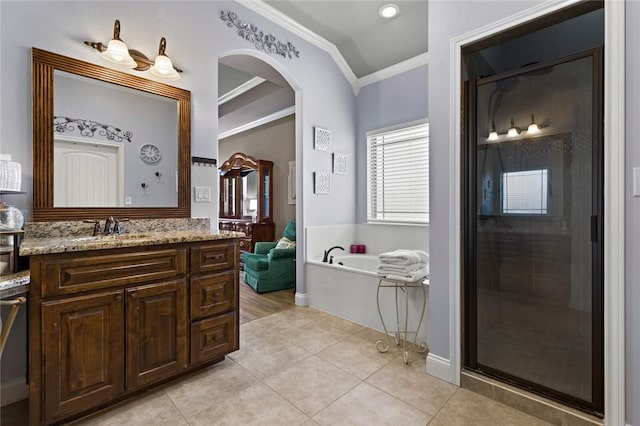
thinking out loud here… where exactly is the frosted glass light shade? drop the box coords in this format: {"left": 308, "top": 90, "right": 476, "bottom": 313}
{"left": 507, "top": 127, "right": 519, "bottom": 137}
{"left": 100, "top": 39, "right": 136, "bottom": 68}
{"left": 487, "top": 131, "right": 499, "bottom": 141}
{"left": 149, "top": 55, "right": 180, "bottom": 81}
{"left": 527, "top": 123, "right": 541, "bottom": 133}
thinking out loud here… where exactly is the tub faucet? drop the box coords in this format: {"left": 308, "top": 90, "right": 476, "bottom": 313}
{"left": 323, "top": 246, "right": 345, "bottom": 263}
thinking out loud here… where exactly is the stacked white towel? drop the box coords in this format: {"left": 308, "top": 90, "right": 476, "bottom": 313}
{"left": 377, "top": 249, "right": 429, "bottom": 282}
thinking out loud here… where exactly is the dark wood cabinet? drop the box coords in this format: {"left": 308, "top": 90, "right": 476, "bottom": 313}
{"left": 42, "top": 290, "right": 124, "bottom": 423}
{"left": 189, "top": 241, "right": 238, "bottom": 366}
{"left": 125, "top": 279, "right": 187, "bottom": 390}
{"left": 29, "top": 238, "right": 239, "bottom": 425}
{"left": 218, "top": 153, "right": 275, "bottom": 266}
{"left": 218, "top": 219, "right": 275, "bottom": 265}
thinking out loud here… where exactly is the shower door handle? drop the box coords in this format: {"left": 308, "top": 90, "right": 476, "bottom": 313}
{"left": 591, "top": 215, "right": 598, "bottom": 242}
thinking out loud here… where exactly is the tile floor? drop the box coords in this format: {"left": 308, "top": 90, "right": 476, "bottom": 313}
{"left": 45, "top": 305, "right": 550, "bottom": 425}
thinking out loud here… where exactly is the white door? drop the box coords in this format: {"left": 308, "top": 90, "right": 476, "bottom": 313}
{"left": 54, "top": 137, "right": 123, "bottom": 207}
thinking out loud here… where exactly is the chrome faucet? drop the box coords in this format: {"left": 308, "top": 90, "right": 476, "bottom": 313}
{"left": 103, "top": 216, "right": 116, "bottom": 235}
{"left": 322, "top": 246, "right": 345, "bottom": 263}
{"left": 83, "top": 219, "right": 102, "bottom": 236}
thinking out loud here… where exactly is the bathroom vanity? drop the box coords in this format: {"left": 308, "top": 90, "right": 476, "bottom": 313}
{"left": 22, "top": 230, "right": 242, "bottom": 425}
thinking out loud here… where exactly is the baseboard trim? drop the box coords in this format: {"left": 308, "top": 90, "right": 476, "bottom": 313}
{"left": 426, "top": 353, "right": 453, "bottom": 383}
{"left": 1, "top": 376, "right": 28, "bottom": 406}
{"left": 295, "top": 292, "right": 308, "bottom": 306}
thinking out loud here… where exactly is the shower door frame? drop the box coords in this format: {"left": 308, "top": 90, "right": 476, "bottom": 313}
{"left": 463, "top": 48, "right": 604, "bottom": 415}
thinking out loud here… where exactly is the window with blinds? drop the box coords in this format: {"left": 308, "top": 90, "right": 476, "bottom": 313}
{"left": 366, "top": 121, "right": 429, "bottom": 224}
{"left": 502, "top": 169, "right": 548, "bottom": 214}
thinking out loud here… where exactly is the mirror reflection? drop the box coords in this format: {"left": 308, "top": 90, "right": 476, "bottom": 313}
{"left": 53, "top": 71, "right": 178, "bottom": 207}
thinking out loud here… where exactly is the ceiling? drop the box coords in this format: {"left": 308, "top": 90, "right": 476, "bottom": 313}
{"left": 218, "top": 1, "right": 428, "bottom": 139}
{"left": 263, "top": 0, "right": 428, "bottom": 79}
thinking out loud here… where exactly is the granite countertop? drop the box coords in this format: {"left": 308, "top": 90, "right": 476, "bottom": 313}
{"left": 0, "top": 270, "right": 30, "bottom": 299}
{"left": 20, "top": 230, "right": 245, "bottom": 256}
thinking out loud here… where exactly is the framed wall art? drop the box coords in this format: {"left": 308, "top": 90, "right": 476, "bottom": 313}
{"left": 314, "top": 126, "right": 331, "bottom": 152}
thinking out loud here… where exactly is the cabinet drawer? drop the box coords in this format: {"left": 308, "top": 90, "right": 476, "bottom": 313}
{"left": 190, "top": 311, "right": 238, "bottom": 365}
{"left": 191, "top": 242, "right": 236, "bottom": 274}
{"left": 191, "top": 271, "right": 237, "bottom": 320}
{"left": 40, "top": 248, "right": 188, "bottom": 297}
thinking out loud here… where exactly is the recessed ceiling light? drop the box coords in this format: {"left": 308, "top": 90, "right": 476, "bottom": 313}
{"left": 379, "top": 4, "right": 399, "bottom": 19}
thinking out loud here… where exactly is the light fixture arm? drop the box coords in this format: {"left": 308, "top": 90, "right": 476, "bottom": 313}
{"left": 113, "top": 19, "right": 122, "bottom": 41}
{"left": 158, "top": 37, "right": 167, "bottom": 56}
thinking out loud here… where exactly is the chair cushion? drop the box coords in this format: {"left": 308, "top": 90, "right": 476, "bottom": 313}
{"left": 283, "top": 220, "right": 296, "bottom": 241}
{"left": 243, "top": 254, "right": 269, "bottom": 271}
{"left": 275, "top": 237, "right": 296, "bottom": 249}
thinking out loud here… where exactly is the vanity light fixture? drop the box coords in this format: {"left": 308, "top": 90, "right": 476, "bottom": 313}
{"left": 84, "top": 19, "right": 182, "bottom": 80}
{"left": 527, "top": 113, "right": 541, "bottom": 134}
{"left": 487, "top": 121, "right": 499, "bottom": 141}
{"left": 507, "top": 118, "right": 520, "bottom": 138}
{"left": 379, "top": 4, "right": 400, "bottom": 18}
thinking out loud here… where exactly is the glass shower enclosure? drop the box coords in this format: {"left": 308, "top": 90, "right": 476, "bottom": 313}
{"left": 464, "top": 48, "right": 603, "bottom": 414}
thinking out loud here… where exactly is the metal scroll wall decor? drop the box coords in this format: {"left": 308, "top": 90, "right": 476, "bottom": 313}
{"left": 220, "top": 10, "right": 300, "bottom": 59}
{"left": 53, "top": 116, "right": 133, "bottom": 143}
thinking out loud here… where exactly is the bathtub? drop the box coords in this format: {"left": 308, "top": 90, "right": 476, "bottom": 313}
{"left": 306, "top": 254, "right": 429, "bottom": 344}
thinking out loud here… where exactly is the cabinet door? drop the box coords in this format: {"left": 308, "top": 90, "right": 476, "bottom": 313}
{"left": 126, "top": 279, "right": 187, "bottom": 390}
{"left": 42, "top": 290, "right": 124, "bottom": 422}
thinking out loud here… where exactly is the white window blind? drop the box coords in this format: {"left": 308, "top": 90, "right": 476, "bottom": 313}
{"left": 367, "top": 122, "right": 429, "bottom": 223}
{"left": 502, "top": 169, "right": 548, "bottom": 214}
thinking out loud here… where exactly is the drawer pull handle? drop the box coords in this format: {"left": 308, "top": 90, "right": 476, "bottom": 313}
{"left": 115, "top": 294, "right": 123, "bottom": 302}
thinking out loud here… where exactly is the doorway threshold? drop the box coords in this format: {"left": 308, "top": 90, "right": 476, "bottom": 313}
{"left": 460, "top": 370, "right": 603, "bottom": 426}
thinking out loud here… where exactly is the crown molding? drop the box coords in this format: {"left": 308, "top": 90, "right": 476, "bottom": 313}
{"left": 236, "top": 0, "right": 359, "bottom": 93}
{"left": 218, "top": 76, "right": 266, "bottom": 105}
{"left": 218, "top": 106, "right": 295, "bottom": 140}
{"left": 358, "top": 52, "right": 429, "bottom": 89}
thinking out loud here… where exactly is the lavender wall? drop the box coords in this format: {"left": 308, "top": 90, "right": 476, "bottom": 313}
{"left": 355, "top": 64, "right": 429, "bottom": 224}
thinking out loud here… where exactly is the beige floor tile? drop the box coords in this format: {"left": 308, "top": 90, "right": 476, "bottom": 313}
{"left": 239, "top": 318, "right": 282, "bottom": 347}
{"left": 429, "top": 388, "right": 552, "bottom": 426}
{"left": 188, "top": 382, "right": 308, "bottom": 426}
{"left": 367, "top": 356, "right": 457, "bottom": 416}
{"left": 313, "top": 382, "right": 431, "bottom": 426}
{"left": 71, "top": 392, "right": 187, "bottom": 426}
{"left": 264, "top": 356, "right": 360, "bottom": 417}
{"left": 352, "top": 326, "right": 405, "bottom": 352}
{"left": 228, "top": 336, "right": 311, "bottom": 379}
{"left": 284, "top": 320, "right": 353, "bottom": 354}
{"left": 164, "top": 358, "right": 259, "bottom": 419}
{"left": 316, "top": 335, "right": 399, "bottom": 379}
{"left": 320, "top": 314, "right": 368, "bottom": 336}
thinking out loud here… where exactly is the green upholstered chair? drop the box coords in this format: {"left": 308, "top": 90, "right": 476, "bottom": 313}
{"left": 242, "top": 220, "right": 296, "bottom": 294}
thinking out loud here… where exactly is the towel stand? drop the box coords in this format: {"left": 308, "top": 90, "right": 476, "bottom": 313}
{"left": 376, "top": 276, "right": 428, "bottom": 364}
{"left": 0, "top": 296, "right": 26, "bottom": 357}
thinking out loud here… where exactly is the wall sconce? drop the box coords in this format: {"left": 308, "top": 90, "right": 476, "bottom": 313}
{"left": 487, "top": 121, "right": 499, "bottom": 141}
{"left": 84, "top": 19, "right": 182, "bottom": 81}
{"left": 507, "top": 118, "right": 520, "bottom": 138}
{"left": 527, "top": 113, "right": 541, "bottom": 134}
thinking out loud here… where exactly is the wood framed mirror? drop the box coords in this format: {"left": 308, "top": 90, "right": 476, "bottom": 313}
{"left": 32, "top": 48, "right": 191, "bottom": 221}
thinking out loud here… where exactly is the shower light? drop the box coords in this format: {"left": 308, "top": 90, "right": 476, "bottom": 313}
{"left": 507, "top": 118, "right": 519, "bottom": 138}
{"left": 527, "top": 114, "right": 541, "bottom": 134}
{"left": 487, "top": 121, "right": 499, "bottom": 141}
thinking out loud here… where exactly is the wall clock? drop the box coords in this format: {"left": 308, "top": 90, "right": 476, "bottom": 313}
{"left": 139, "top": 144, "right": 161, "bottom": 163}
